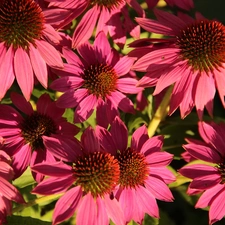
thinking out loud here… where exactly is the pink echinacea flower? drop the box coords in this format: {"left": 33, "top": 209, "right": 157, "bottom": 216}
{"left": 51, "top": 31, "right": 142, "bottom": 126}
{"left": 0, "top": 0, "right": 64, "bottom": 101}
{"left": 179, "top": 121, "right": 225, "bottom": 224}
{"left": 96, "top": 116, "right": 175, "bottom": 224}
{"left": 47, "top": 0, "right": 144, "bottom": 48}
{"left": 0, "top": 92, "right": 79, "bottom": 182}
{"left": 132, "top": 9, "right": 225, "bottom": 119}
{"left": 31, "top": 127, "right": 125, "bottom": 225}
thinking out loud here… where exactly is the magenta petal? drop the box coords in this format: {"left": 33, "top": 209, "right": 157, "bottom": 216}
{"left": 198, "top": 122, "right": 225, "bottom": 157}
{"left": 10, "top": 92, "right": 33, "bottom": 115}
{"left": 81, "top": 127, "right": 100, "bottom": 153}
{"left": 117, "top": 188, "right": 136, "bottom": 223}
{"left": 136, "top": 185, "right": 159, "bottom": 218}
{"left": 131, "top": 125, "right": 149, "bottom": 151}
{"left": 94, "top": 31, "right": 111, "bottom": 63}
{"left": 110, "top": 116, "right": 128, "bottom": 152}
{"left": 214, "top": 67, "right": 225, "bottom": 107}
{"left": 150, "top": 166, "right": 176, "bottom": 184}
{"left": 190, "top": 175, "right": 221, "bottom": 190}
{"left": 12, "top": 143, "right": 31, "bottom": 179}
{"left": 74, "top": 94, "right": 97, "bottom": 123}
{"left": 179, "top": 164, "right": 219, "bottom": 179}
{"left": 104, "top": 194, "right": 125, "bottom": 225}
{"left": 0, "top": 177, "right": 24, "bottom": 203}
{"left": 113, "top": 56, "right": 135, "bottom": 77}
{"left": 209, "top": 185, "right": 225, "bottom": 224}
{"left": 76, "top": 193, "right": 96, "bottom": 225}
{"left": 96, "top": 197, "right": 109, "bottom": 225}
{"left": 43, "top": 135, "right": 81, "bottom": 162}
{"left": 196, "top": 184, "right": 224, "bottom": 209}
{"left": 36, "top": 40, "right": 63, "bottom": 69}
{"left": 145, "top": 176, "right": 174, "bottom": 202}
{"left": 14, "top": 48, "right": 34, "bottom": 101}
{"left": 141, "top": 135, "right": 164, "bottom": 155}
{"left": 32, "top": 176, "right": 74, "bottom": 195}
{"left": 0, "top": 46, "right": 15, "bottom": 100}
{"left": 184, "top": 143, "right": 221, "bottom": 163}
{"left": 117, "top": 78, "right": 141, "bottom": 94}
{"left": 56, "top": 89, "right": 89, "bottom": 108}
{"left": 29, "top": 44, "right": 48, "bottom": 88}
{"left": 31, "top": 161, "right": 72, "bottom": 177}
{"left": 95, "top": 125, "right": 118, "bottom": 155}
{"left": 53, "top": 186, "right": 82, "bottom": 225}
{"left": 146, "top": 151, "right": 173, "bottom": 166}
{"left": 194, "top": 73, "right": 215, "bottom": 118}
{"left": 72, "top": 6, "right": 99, "bottom": 48}
{"left": 107, "top": 91, "right": 135, "bottom": 114}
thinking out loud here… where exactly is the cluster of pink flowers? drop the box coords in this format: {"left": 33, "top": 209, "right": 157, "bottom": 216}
{"left": 1, "top": 0, "right": 225, "bottom": 224}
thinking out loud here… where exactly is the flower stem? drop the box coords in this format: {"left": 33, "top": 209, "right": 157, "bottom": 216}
{"left": 12, "top": 193, "right": 63, "bottom": 214}
{"left": 148, "top": 85, "right": 173, "bottom": 137}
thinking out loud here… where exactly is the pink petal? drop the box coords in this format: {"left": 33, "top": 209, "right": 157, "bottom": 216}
{"left": 62, "top": 47, "right": 83, "bottom": 65}
{"left": 154, "top": 8, "right": 186, "bottom": 33}
{"left": 0, "top": 46, "right": 15, "bottom": 100}
{"left": 10, "top": 92, "right": 33, "bottom": 115}
{"left": 150, "top": 166, "right": 176, "bottom": 184}
{"left": 12, "top": 143, "right": 32, "bottom": 179}
{"left": 141, "top": 135, "right": 164, "bottom": 155}
{"left": 209, "top": 185, "right": 225, "bottom": 224}
{"left": 32, "top": 175, "right": 74, "bottom": 195}
{"left": 95, "top": 126, "right": 117, "bottom": 155}
{"left": 110, "top": 116, "right": 128, "bottom": 152}
{"left": 53, "top": 187, "right": 82, "bottom": 225}
{"left": 72, "top": 6, "right": 100, "bottom": 48}
{"left": 43, "top": 135, "right": 81, "bottom": 162}
{"left": 136, "top": 185, "right": 159, "bottom": 218}
{"left": 145, "top": 176, "right": 174, "bottom": 202}
{"left": 117, "top": 188, "right": 136, "bottom": 223}
{"left": 74, "top": 94, "right": 97, "bottom": 123}
{"left": 153, "top": 64, "right": 185, "bottom": 95}
{"left": 117, "top": 78, "right": 142, "bottom": 94}
{"left": 196, "top": 184, "right": 224, "bottom": 209}
{"left": 113, "top": 56, "right": 135, "bottom": 77}
{"left": 146, "top": 151, "right": 173, "bottom": 166}
{"left": 131, "top": 125, "right": 148, "bottom": 151}
{"left": 184, "top": 143, "right": 222, "bottom": 163}
{"left": 31, "top": 161, "right": 72, "bottom": 177}
{"left": 194, "top": 73, "right": 215, "bottom": 119}
{"left": 190, "top": 175, "right": 221, "bottom": 190}
{"left": 198, "top": 122, "right": 225, "bottom": 157}
{"left": 43, "top": 24, "right": 62, "bottom": 45}
{"left": 0, "top": 177, "right": 24, "bottom": 203}
{"left": 104, "top": 194, "right": 125, "bottom": 225}
{"left": 214, "top": 67, "right": 225, "bottom": 107}
{"left": 95, "top": 197, "right": 109, "bottom": 225}
{"left": 29, "top": 44, "right": 48, "bottom": 88}
{"left": 81, "top": 127, "right": 100, "bottom": 153}
{"left": 36, "top": 40, "right": 63, "bottom": 69}
{"left": 76, "top": 193, "right": 96, "bottom": 225}
{"left": 14, "top": 48, "right": 33, "bottom": 100}
{"left": 135, "top": 17, "right": 175, "bottom": 36}
{"left": 94, "top": 31, "right": 111, "bottom": 63}
{"left": 107, "top": 91, "right": 135, "bottom": 114}
{"left": 56, "top": 89, "right": 89, "bottom": 108}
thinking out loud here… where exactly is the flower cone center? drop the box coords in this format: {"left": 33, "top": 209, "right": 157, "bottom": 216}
{"left": 216, "top": 163, "right": 225, "bottom": 183}
{"left": 90, "top": 0, "right": 124, "bottom": 9}
{"left": 177, "top": 20, "right": 225, "bottom": 73}
{"left": 0, "top": 0, "right": 45, "bottom": 49}
{"left": 21, "top": 112, "right": 57, "bottom": 150}
{"left": 117, "top": 148, "right": 150, "bottom": 188}
{"left": 83, "top": 64, "right": 118, "bottom": 99}
{"left": 73, "top": 152, "right": 120, "bottom": 198}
